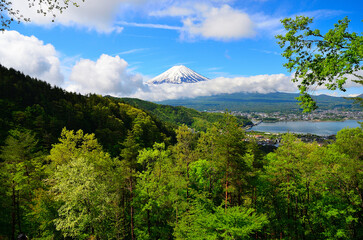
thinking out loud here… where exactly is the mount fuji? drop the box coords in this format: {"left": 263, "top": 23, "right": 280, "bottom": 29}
{"left": 147, "top": 65, "right": 209, "bottom": 84}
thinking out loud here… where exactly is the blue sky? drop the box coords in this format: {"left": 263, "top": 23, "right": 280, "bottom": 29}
{"left": 0, "top": 0, "right": 362, "bottom": 101}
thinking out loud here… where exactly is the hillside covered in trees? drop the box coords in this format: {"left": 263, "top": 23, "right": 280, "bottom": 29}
{"left": 0, "top": 64, "right": 177, "bottom": 156}
{"left": 114, "top": 97, "right": 252, "bottom": 130}
{"left": 0, "top": 65, "right": 362, "bottom": 239}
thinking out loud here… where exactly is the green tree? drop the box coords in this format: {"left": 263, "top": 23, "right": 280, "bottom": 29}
{"left": 119, "top": 131, "right": 140, "bottom": 240}
{"left": 51, "top": 156, "right": 113, "bottom": 239}
{"left": 174, "top": 125, "right": 197, "bottom": 203}
{"left": 193, "top": 113, "right": 258, "bottom": 208}
{"left": 135, "top": 142, "right": 176, "bottom": 239}
{"left": 0, "top": 129, "right": 45, "bottom": 239}
{"left": 28, "top": 188, "right": 63, "bottom": 239}
{"left": 118, "top": 106, "right": 165, "bottom": 239}
{"left": 325, "top": 127, "right": 363, "bottom": 238}
{"left": 174, "top": 198, "right": 268, "bottom": 240}
{"left": 214, "top": 113, "right": 248, "bottom": 209}
{"left": 47, "top": 128, "right": 122, "bottom": 239}
{"left": 193, "top": 126, "right": 225, "bottom": 206}
{"left": 262, "top": 134, "right": 322, "bottom": 239}
{"left": 261, "top": 131, "right": 363, "bottom": 239}
{"left": 48, "top": 127, "right": 102, "bottom": 166}
{"left": 276, "top": 16, "right": 363, "bottom": 111}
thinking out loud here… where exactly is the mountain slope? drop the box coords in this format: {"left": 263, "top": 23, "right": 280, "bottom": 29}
{"left": 147, "top": 65, "right": 209, "bottom": 84}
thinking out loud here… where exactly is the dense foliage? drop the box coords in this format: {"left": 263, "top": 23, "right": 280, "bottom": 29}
{"left": 0, "top": 65, "right": 362, "bottom": 239}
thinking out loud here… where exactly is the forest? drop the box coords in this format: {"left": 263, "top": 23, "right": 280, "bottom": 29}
{"left": 0, "top": 64, "right": 362, "bottom": 239}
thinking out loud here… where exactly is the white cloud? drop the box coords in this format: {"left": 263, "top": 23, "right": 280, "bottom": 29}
{"left": 252, "top": 13, "right": 283, "bottom": 36}
{"left": 129, "top": 74, "right": 297, "bottom": 101}
{"left": 344, "top": 70, "right": 363, "bottom": 88}
{"left": 296, "top": 9, "right": 347, "bottom": 19}
{"left": 116, "top": 48, "right": 148, "bottom": 55}
{"left": 150, "top": 6, "right": 194, "bottom": 17}
{"left": 117, "top": 21, "right": 181, "bottom": 30}
{"left": 0, "top": 30, "right": 63, "bottom": 85}
{"left": 67, "top": 54, "right": 146, "bottom": 95}
{"left": 181, "top": 4, "right": 255, "bottom": 41}
{"left": 148, "top": 4, "right": 256, "bottom": 41}
{"left": 293, "top": 70, "right": 363, "bottom": 93}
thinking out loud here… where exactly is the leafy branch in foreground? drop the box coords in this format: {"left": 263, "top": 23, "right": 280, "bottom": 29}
{"left": 0, "top": 0, "right": 85, "bottom": 31}
{"left": 276, "top": 16, "right": 363, "bottom": 112}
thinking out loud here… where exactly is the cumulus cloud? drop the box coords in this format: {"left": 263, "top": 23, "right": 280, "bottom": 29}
{"left": 0, "top": 30, "right": 63, "bottom": 85}
{"left": 129, "top": 74, "right": 297, "bottom": 101}
{"left": 181, "top": 4, "right": 255, "bottom": 41}
{"left": 148, "top": 3, "right": 256, "bottom": 41}
{"left": 67, "top": 54, "right": 146, "bottom": 95}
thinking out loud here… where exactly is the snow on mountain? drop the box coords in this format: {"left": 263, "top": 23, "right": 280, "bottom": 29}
{"left": 147, "top": 65, "right": 209, "bottom": 84}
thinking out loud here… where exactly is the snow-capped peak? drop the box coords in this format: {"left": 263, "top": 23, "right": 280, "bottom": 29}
{"left": 147, "top": 65, "right": 209, "bottom": 84}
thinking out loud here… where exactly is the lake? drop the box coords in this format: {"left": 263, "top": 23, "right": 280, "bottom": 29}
{"left": 249, "top": 120, "right": 361, "bottom": 136}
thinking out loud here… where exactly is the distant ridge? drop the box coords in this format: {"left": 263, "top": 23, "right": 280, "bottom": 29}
{"left": 147, "top": 65, "right": 209, "bottom": 84}
{"left": 157, "top": 92, "right": 360, "bottom": 112}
